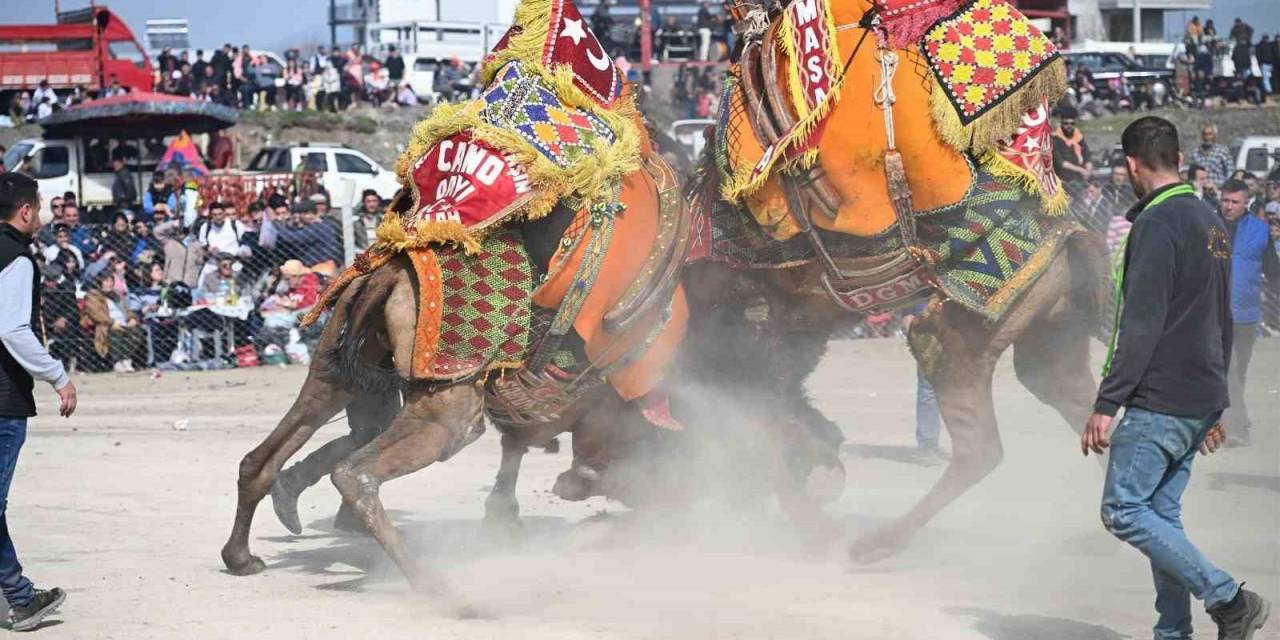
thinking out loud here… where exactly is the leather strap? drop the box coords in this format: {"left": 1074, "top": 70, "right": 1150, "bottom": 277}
{"left": 603, "top": 153, "right": 691, "bottom": 335}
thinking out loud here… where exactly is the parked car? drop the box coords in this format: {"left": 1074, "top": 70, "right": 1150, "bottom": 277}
{"left": 1235, "top": 136, "right": 1280, "bottom": 178}
{"left": 1061, "top": 51, "right": 1173, "bottom": 104}
{"left": 244, "top": 142, "right": 400, "bottom": 208}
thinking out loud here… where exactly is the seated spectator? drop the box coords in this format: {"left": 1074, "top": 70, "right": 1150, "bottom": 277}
{"left": 130, "top": 219, "right": 163, "bottom": 265}
{"left": 83, "top": 271, "right": 144, "bottom": 373}
{"left": 53, "top": 250, "right": 82, "bottom": 293}
{"left": 197, "top": 254, "right": 244, "bottom": 303}
{"left": 100, "top": 212, "right": 137, "bottom": 263}
{"left": 131, "top": 258, "right": 184, "bottom": 366}
{"left": 260, "top": 260, "right": 321, "bottom": 330}
{"left": 142, "top": 171, "right": 178, "bottom": 220}
{"left": 395, "top": 82, "right": 419, "bottom": 106}
{"left": 352, "top": 189, "right": 384, "bottom": 251}
{"left": 60, "top": 204, "right": 97, "bottom": 258}
{"left": 39, "top": 263, "right": 82, "bottom": 370}
{"left": 41, "top": 224, "right": 85, "bottom": 269}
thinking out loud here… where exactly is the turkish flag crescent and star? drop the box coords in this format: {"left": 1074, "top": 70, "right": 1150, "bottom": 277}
{"left": 490, "top": 0, "right": 622, "bottom": 108}
{"left": 407, "top": 132, "right": 533, "bottom": 231}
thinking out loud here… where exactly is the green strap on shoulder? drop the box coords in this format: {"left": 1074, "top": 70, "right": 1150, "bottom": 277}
{"left": 1101, "top": 183, "right": 1197, "bottom": 377}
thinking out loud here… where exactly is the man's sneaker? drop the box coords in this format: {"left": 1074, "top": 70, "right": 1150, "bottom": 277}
{"left": 1209, "top": 587, "right": 1271, "bottom": 640}
{"left": 9, "top": 588, "right": 66, "bottom": 632}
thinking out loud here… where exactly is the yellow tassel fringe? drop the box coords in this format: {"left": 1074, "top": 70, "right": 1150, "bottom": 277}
{"left": 979, "top": 150, "right": 1070, "bottom": 215}
{"left": 929, "top": 57, "right": 1068, "bottom": 154}
{"left": 720, "top": 4, "right": 845, "bottom": 204}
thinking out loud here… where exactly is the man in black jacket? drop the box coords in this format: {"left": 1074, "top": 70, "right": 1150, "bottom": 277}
{"left": 0, "top": 173, "right": 73, "bottom": 630}
{"left": 1083, "top": 117, "right": 1270, "bottom": 640}
{"left": 110, "top": 153, "right": 137, "bottom": 210}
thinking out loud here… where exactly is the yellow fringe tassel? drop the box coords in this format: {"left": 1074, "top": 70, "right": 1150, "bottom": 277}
{"left": 720, "top": 2, "right": 843, "bottom": 204}
{"left": 979, "top": 150, "right": 1070, "bottom": 215}
{"left": 386, "top": 48, "right": 642, "bottom": 252}
{"left": 929, "top": 57, "right": 1068, "bottom": 154}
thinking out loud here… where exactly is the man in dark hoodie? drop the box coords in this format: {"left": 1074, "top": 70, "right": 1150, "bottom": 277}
{"left": 1083, "top": 116, "right": 1270, "bottom": 640}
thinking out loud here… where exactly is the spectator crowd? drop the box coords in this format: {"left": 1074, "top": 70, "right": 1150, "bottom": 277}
{"left": 1064, "top": 16, "right": 1279, "bottom": 115}
{"left": 4, "top": 42, "right": 460, "bottom": 123}
{"left": 23, "top": 172, "right": 389, "bottom": 375}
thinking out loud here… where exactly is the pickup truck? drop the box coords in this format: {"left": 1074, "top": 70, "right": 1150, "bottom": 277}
{"left": 2, "top": 137, "right": 126, "bottom": 208}
{"left": 1061, "top": 51, "right": 1173, "bottom": 104}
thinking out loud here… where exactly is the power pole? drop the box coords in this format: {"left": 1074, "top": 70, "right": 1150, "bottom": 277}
{"left": 1132, "top": 0, "right": 1141, "bottom": 42}
{"left": 330, "top": 0, "right": 338, "bottom": 47}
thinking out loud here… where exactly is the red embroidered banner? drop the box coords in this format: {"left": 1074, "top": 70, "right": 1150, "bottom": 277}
{"left": 747, "top": 0, "right": 840, "bottom": 184}
{"left": 992, "top": 99, "right": 1063, "bottom": 204}
{"left": 407, "top": 132, "right": 533, "bottom": 231}
{"left": 783, "top": 0, "right": 837, "bottom": 120}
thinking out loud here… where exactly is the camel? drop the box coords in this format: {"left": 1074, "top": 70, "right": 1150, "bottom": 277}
{"left": 219, "top": 240, "right": 678, "bottom": 591}
{"left": 669, "top": 0, "right": 1115, "bottom": 561}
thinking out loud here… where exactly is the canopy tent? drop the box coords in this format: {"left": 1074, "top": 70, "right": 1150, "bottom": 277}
{"left": 157, "top": 131, "right": 210, "bottom": 176}
{"left": 39, "top": 92, "right": 239, "bottom": 139}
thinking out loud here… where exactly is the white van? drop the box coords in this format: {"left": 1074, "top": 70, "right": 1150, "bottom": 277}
{"left": 1235, "top": 136, "right": 1280, "bottom": 178}
{"left": 405, "top": 51, "right": 482, "bottom": 105}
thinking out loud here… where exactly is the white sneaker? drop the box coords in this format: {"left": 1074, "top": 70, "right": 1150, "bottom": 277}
{"left": 112, "top": 360, "right": 130, "bottom": 373}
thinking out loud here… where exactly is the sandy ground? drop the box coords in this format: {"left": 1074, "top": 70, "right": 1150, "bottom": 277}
{"left": 11, "top": 338, "right": 1279, "bottom": 639}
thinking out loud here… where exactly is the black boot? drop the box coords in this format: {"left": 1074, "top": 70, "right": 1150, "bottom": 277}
{"left": 270, "top": 470, "right": 304, "bottom": 535}
{"left": 10, "top": 588, "right": 66, "bottom": 632}
{"left": 1209, "top": 586, "right": 1271, "bottom": 640}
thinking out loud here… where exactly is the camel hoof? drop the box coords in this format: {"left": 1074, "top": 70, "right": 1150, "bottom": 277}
{"left": 804, "top": 461, "right": 846, "bottom": 505}
{"left": 482, "top": 496, "right": 524, "bottom": 541}
{"left": 270, "top": 479, "right": 303, "bottom": 535}
{"left": 222, "top": 550, "right": 267, "bottom": 576}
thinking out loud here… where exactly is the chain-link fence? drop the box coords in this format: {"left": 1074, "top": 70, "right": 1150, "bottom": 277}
{"left": 35, "top": 195, "right": 365, "bottom": 374}
{"left": 32, "top": 183, "right": 1279, "bottom": 375}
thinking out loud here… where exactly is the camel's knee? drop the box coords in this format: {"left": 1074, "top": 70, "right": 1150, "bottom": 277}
{"left": 952, "top": 441, "right": 1004, "bottom": 481}
{"left": 236, "top": 451, "right": 275, "bottom": 497}
{"left": 331, "top": 461, "right": 379, "bottom": 505}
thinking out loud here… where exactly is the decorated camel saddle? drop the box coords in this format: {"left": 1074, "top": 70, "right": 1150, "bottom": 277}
{"left": 690, "top": 0, "right": 1079, "bottom": 318}
{"left": 307, "top": 0, "right": 689, "bottom": 428}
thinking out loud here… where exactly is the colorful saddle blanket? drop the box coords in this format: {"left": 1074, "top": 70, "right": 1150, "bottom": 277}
{"left": 691, "top": 166, "right": 1078, "bottom": 320}
{"left": 715, "top": 0, "right": 1067, "bottom": 244}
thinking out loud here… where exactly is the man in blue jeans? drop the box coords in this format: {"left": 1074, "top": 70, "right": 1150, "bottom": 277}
{"left": 1082, "top": 117, "right": 1270, "bottom": 640}
{"left": 0, "top": 173, "right": 75, "bottom": 631}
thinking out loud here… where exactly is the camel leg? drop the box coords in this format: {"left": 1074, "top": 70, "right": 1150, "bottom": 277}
{"left": 483, "top": 435, "right": 527, "bottom": 532}
{"left": 850, "top": 262, "right": 1078, "bottom": 563}
{"left": 1012, "top": 313, "right": 1097, "bottom": 436}
{"left": 331, "top": 383, "right": 484, "bottom": 598}
{"left": 222, "top": 368, "right": 353, "bottom": 575}
{"left": 270, "top": 387, "right": 402, "bottom": 534}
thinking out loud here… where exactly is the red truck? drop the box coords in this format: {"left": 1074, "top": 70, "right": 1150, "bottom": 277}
{"left": 0, "top": 5, "right": 153, "bottom": 105}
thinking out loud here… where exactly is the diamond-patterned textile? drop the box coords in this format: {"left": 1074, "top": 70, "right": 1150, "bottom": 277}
{"left": 693, "top": 167, "right": 1071, "bottom": 319}
{"left": 916, "top": 176, "right": 1070, "bottom": 317}
{"left": 922, "top": 0, "right": 1059, "bottom": 125}
{"left": 481, "top": 62, "right": 618, "bottom": 169}
{"left": 434, "top": 228, "right": 534, "bottom": 373}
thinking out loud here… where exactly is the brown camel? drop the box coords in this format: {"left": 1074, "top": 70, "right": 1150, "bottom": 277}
{"left": 648, "top": 0, "right": 1116, "bottom": 560}
{"left": 672, "top": 230, "right": 1110, "bottom": 561}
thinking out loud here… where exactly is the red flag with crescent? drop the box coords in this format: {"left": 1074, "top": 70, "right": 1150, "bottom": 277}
{"left": 489, "top": 0, "right": 622, "bottom": 108}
